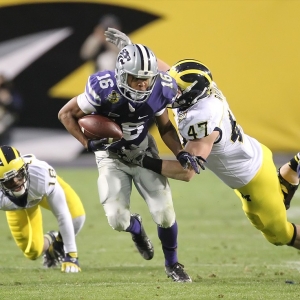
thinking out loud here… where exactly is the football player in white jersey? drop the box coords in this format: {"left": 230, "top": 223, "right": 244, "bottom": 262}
{"left": 0, "top": 145, "right": 85, "bottom": 273}
{"left": 117, "top": 57, "right": 300, "bottom": 253}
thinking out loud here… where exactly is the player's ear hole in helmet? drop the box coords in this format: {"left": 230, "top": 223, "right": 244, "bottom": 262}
{"left": 0, "top": 145, "right": 29, "bottom": 199}
{"left": 168, "top": 59, "right": 213, "bottom": 109}
{"left": 115, "top": 44, "right": 158, "bottom": 103}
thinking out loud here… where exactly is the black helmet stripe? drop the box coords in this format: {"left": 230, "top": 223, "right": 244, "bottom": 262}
{"left": 173, "top": 59, "right": 213, "bottom": 80}
{"left": 175, "top": 61, "right": 201, "bottom": 72}
{"left": 1, "top": 146, "right": 19, "bottom": 164}
{"left": 136, "top": 44, "right": 151, "bottom": 71}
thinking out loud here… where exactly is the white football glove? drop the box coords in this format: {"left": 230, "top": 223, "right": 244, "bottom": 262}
{"left": 104, "top": 27, "right": 132, "bottom": 50}
{"left": 61, "top": 253, "right": 81, "bottom": 273}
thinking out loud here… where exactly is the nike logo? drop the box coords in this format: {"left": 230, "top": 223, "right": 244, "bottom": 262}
{"left": 0, "top": 28, "right": 73, "bottom": 80}
{"left": 128, "top": 103, "right": 135, "bottom": 112}
{"left": 138, "top": 115, "right": 148, "bottom": 119}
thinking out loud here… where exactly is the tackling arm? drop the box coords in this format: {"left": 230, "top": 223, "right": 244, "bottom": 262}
{"left": 118, "top": 131, "right": 218, "bottom": 180}
{"left": 104, "top": 27, "right": 171, "bottom": 72}
{"left": 151, "top": 131, "right": 216, "bottom": 180}
{"left": 158, "top": 59, "right": 170, "bottom": 72}
{"left": 161, "top": 160, "right": 195, "bottom": 181}
{"left": 184, "top": 132, "right": 217, "bottom": 157}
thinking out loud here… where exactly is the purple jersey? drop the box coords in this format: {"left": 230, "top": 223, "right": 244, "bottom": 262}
{"left": 83, "top": 70, "right": 178, "bottom": 150}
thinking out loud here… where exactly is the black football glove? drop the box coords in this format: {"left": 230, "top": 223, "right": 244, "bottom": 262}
{"left": 176, "top": 151, "right": 206, "bottom": 174}
{"left": 87, "top": 138, "right": 108, "bottom": 152}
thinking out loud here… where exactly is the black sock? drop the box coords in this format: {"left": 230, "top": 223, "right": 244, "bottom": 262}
{"left": 288, "top": 153, "right": 300, "bottom": 172}
{"left": 157, "top": 221, "right": 178, "bottom": 266}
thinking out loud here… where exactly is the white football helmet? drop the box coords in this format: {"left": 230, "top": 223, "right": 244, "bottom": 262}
{"left": 0, "top": 145, "right": 29, "bottom": 199}
{"left": 115, "top": 44, "right": 158, "bottom": 103}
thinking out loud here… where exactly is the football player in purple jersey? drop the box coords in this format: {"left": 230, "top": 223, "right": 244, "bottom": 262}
{"left": 58, "top": 43, "right": 198, "bottom": 282}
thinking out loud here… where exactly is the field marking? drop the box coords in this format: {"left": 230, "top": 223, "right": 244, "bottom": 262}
{"left": 2, "top": 261, "right": 300, "bottom": 271}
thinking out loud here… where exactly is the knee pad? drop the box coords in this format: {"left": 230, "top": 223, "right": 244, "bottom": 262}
{"left": 151, "top": 208, "right": 175, "bottom": 228}
{"left": 107, "top": 211, "right": 130, "bottom": 232}
{"left": 278, "top": 168, "right": 299, "bottom": 210}
{"left": 262, "top": 222, "right": 295, "bottom": 246}
{"left": 73, "top": 215, "right": 86, "bottom": 235}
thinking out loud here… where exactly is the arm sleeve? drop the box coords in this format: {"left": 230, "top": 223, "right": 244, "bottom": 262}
{"left": 77, "top": 93, "right": 97, "bottom": 114}
{"left": 46, "top": 183, "right": 77, "bottom": 254}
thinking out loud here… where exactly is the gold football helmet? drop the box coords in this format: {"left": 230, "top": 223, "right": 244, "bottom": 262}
{"left": 168, "top": 59, "right": 213, "bottom": 109}
{"left": 0, "top": 145, "right": 29, "bottom": 198}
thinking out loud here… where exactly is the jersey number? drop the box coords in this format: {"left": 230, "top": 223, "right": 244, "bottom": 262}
{"left": 187, "top": 122, "right": 208, "bottom": 139}
{"left": 160, "top": 73, "right": 173, "bottom": 88}
{"left": 228, "top": 111, "right": 243, "bottom": 143}
{"left": 97, "top": 74, "right": 114, "bottom": 89}
{"left": 97, "top": 73, "right": 174, "bottom": 89}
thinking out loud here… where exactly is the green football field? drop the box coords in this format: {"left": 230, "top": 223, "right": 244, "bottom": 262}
{"left": 0, "top": 167, "right": 300, "bottom": 299}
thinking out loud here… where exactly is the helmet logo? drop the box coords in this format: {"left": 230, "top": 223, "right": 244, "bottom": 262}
{"left": 117, "top": 48, "right": 131, "bottom": 65}
{"left": 115, "top": 44, "right": 158, "bottom": 103}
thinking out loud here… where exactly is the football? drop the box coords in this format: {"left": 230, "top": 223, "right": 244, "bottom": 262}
{"left": 78, "top": 114, "right": 123, "bottom": 140}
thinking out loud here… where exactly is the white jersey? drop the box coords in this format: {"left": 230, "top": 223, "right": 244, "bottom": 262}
{"left": 176, "top": 82, "right": 262, "bottom": 189}
{"left": 0, "top": 154, "right": 77, "bottom": 253}
{"left": 0, "top": 154, "right": 57, "bottom": 210}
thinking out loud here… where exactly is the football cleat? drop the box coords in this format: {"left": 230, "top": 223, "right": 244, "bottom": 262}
{"left": 43, "top": 231, "right": 65, "bottom": 268}
{"left": 43, "top": 249, "right": 59, "bottom": 268}
{"left": 165, "top": 262, "right": 192, "bottom": 282}
{"left": 130, "top": 213, "right": 154, "bottom": 260}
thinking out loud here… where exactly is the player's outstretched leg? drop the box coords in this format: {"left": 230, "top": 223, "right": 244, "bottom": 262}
{"left": 129, "top": 213, "right": 154, "bottom": 260}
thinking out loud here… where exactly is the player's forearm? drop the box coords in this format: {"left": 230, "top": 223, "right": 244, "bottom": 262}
{"left": 58, "top": 98, "right": 89, "bottom": 148}
{"left": 142, "top": 156, "right": 195, "bottom": 182}
{"left": 159, "top": 126, "right": 183, "bottom": 156}
{"left": 162, "top": 160, "right": 195, "bottom": 181}
{"left": 157, "top": 58, "right": 170, "bottom": 72}
{"left": 47, "top": 186, "right": 78, "bottom": 253}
